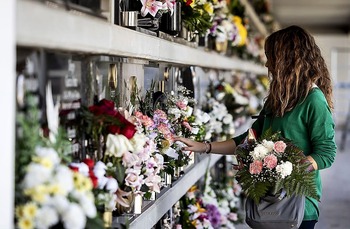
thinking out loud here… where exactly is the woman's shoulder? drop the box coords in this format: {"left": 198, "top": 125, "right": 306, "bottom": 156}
{"left": 304, "top": 87, "right": 327, "bottom": 103}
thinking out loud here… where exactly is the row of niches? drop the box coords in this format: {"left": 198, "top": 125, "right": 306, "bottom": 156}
{"left": 14, "top": 48, "right": 268, "bottom": 228}
{"left": 40, "top": 0, "right": 273, "bottom": 64}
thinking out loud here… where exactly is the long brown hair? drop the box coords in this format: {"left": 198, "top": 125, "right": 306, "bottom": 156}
{"left": 264, "top": 25, "right": 334, "bottom": 117}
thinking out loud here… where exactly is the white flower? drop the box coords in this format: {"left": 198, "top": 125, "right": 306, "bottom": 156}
{"left": 62, "top": 203, "right": 86, "bottom": 229}
{"left": 53, "top": 165, "right": 74, "bottom": 194}
{"left": 130, "top": 133, "right": 147, "bottom": 153}
{"left": 250, "top": 144, "right": 270, "bottom": 160}
{"left": 105, "top": 194, "right": 117, "bottom": 211}
{"left": 191, "top": 127, "right": 199, "bottom": 135}
{"left": 261, "top": 140, "right": 275, "bottom": 152}
{"left": 105, "top": 177, "right": 119, "bottom": 193}
{"left": 35, "top": 206, "right": 59, "bottom": 229}
{"left": 164, "top": 147, "right": 179, "bottom": 160}
{"left": 105, "top": 134, "right": 133, "bottom": 157}
{"left": 48, "top": 195, "right": 70, "bottom": 214}
{"left": 93, "top": 161, "right": 107, "bottom": 179}
{"left": 79, "top": 194, "right": 97, "bottom": 218}
{"left": 184, "top": 106, "right": 193, "bottom": 117}
{"left": 276, "top": 161, "right": 293, "bottom": 178}
{"left": 222, "top": 114, "right": 233, "bottom": 124}
{"left": 69, "top": 162, "right": 89, "bottom": 176}
{"left": 168, "top": 107, "right": 181, "bottom": 119}
{"left": 23, "top": 163, "right": 51, "bottom": 188}
{"left": 35, "top": 146, "right": 60, "bottom": 166}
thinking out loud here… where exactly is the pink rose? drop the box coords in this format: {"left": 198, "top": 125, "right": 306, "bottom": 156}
{"left": 249, "top": 160, "right": 263, "bottom": 174}
{"left": 176, "top": 100, "right": 187, "bottom": 110}
{"left": 274, "top": 141, "right": 287, "bottom": 153}
{"left": 263, "top": 154, "right": 278, "bottom": 169}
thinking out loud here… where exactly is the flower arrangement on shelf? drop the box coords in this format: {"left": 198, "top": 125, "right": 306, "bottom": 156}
{"left": 176, "top": 185, "right": 214, "bottom": 229}
{"left": 80, "top": 98, "right": 165, "bottom": 206}
{"left": 140, "top": 0, "right": 175, "bottom": 17}
{"left": 137, "top": 84, "right": 210, "bottom": 175}
{"left": 235, "top": 128, "right": 319, "bottom": 204}
{"left": 15, "top": 94, "right": 103, "bottom": 229}
{"left": 200, "top": 164, "right": 243, "bottom": 229}
{"left": 181, "top": 0, "right": 214, "bottom": 36}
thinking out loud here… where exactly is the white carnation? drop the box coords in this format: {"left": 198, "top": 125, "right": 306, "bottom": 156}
{"left": 276, "top": 161, "right": 293, "bottom": 178}
{"left": 62, "top": 203, "right": 86, "bottom": 229}
{"left": 261, "top": 140, "right": 275, "bottom": 152}
{"left": 35, "top": 206, "right": 59, "bottom": 229}
{"left": 250, "top": 144, "right": 270, "bottom": 160}
{"left": 79, "top": 194, "right": 97, "bottom": 218}
{"left": 222, "top": 114, "right": 233, "bottom": 124}
{"left": 48, "top": 195, "right": 70, "bottom": 214}
{"left": 53, "top": 165, "right": 74, "bottom": 194}
{"left": 23, "top": 163, "right": 51, "bottom": 188}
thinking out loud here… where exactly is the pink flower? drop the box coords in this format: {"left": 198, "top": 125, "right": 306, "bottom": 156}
{"left": 182, "top": 121, "right": 192, "bottom": 131}
{"left": 140, "top": 0, "right": 162, "bottom": 17}
{"left": 154, "top": 109, "right": 167, "bottom": 120}
{"left": 249, "top": 160, "right": 263, "bottom": 174}
{"left": 228, "top": 212, "right": 238, "bottom": 221}
{"left": 158, "top": 123, "right": 171, "bottom": 135}
{"left": 176, "top": 100, "right": 187, "bottom": 110}
{"left": 122, "top": 151, "right": 140, "bottom": 168}
{"left": 140, "top": 115, "right": 154, "bottom": 127}
{"left": 274, "top": 141, "right": 287, "bottom": 153}
{"left": 263, "top": 154, "right": 278, "bottom": 169}
{"left": 125, "top": 171, "right": 144, "bottom": 190}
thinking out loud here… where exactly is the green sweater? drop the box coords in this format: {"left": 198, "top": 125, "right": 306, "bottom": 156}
{"left": 233, "top": 88, "right": 337, "bottom": 221}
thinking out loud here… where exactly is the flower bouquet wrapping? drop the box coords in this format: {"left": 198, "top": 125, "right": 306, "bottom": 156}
{"left": 235, "top": 128, "right": 319, "bottom": 204}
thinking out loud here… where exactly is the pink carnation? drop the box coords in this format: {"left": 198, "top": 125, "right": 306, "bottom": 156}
{"left": 274, "top": 141, "right": 287, "bottom": 153}
{"left": 249, "top": 160, "right": 263, "bottom": 175}
{"left": 263, "top": 154, "right": 278, "bottom": 169}
{"left": 140, "top": 115, "right": 154, "bottom": 127}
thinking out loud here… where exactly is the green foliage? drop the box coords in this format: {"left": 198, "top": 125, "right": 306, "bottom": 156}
{"left": 236, "top": 128, "right": 319, "bottom": 204}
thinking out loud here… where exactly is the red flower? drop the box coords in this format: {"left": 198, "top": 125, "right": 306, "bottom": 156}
{"left": 89, "top": 99, "right": 117, "bottom": 116}
{"left": 69, "top": 165, "right": 79, "bottom": 172}
{"left": 185, "top": 0, "right": 193, "bottom": 6}
{"left": 89, "top": 170, "right": 99, "bottom": 188}
{"left": 83, "top": 158, "right": 95, "bottom": 170}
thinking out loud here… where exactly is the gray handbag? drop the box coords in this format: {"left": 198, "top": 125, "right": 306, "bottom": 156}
{"left": 245, "top": 190, "right": 305, "bottom": 229}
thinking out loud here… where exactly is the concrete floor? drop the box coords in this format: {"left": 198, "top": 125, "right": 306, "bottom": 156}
{"left": 235, "top": 130, "right": 350, "bottom": 229}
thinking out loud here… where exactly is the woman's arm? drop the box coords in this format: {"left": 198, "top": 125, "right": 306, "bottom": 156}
{"left": 174, "top": 137, "right": 237, "bottom": 155}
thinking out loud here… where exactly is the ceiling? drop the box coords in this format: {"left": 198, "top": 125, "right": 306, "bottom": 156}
{"left": 270, "top": 0, "right": 350, "bottom": 34}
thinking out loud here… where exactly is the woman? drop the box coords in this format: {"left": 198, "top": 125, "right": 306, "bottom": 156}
{"left": 175, "top": 25, "right": 337, "bottom": 229}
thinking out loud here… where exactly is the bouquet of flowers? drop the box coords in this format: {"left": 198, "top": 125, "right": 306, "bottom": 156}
{"left": 235, "top": 128, "right": 319, "bottom": 204}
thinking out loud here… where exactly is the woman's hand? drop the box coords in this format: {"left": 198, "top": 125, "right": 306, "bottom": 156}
{"left": 173, "top": 137, "right": 206, "bottom": 153}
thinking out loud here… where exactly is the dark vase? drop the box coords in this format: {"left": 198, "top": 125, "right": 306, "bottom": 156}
{"left": 160, "top": 2, "right": 182, "bottom": 36}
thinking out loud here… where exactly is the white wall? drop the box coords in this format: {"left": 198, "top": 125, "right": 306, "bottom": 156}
{"left": 314, "top": 34, "right": 350, "bottom": 128}
{"left": 0, "top": 0, "right": 15, "bottom": 229}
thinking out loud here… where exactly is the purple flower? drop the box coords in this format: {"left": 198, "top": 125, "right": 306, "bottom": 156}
{"left": 205, "top": 204, "right": 222, "bottom": 228}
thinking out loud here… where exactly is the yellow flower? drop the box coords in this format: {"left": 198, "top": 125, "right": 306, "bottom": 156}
{"left": 233, "top": 16, "right": 248, "bottom": 46}
{"left": 224, "top": 83, "right": 235, "bottom": 94}
{"left": 203, "top": 3, "right": 214, "bottom": 15}
{"left": 22, "top": 202, "right": 38, "bottom": 219}
{"left": 15, "top": 206, "right": 24, "bottom": 218}
{"left": 32, "top": 156, "right": 53, "bottom": 169}
{"left": 24, "top": 185, "right": 49, "bottom": 203}
{"left": 188, "top": 185, "right": 197, "bottom": 193}
{"left": 161, "top": 139, "right": 170, "bottom": 150}
{"left": 73, "top": 172, "right": 93, "bottom": 192}
{"left": 18, "top": 218, "right": 34, "bottom": 229}
{"left": 48, "top": 184, "right": 65, "bottom": 195}
{"left": 195, "top": 202, "right": 206, "bottom": 213}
